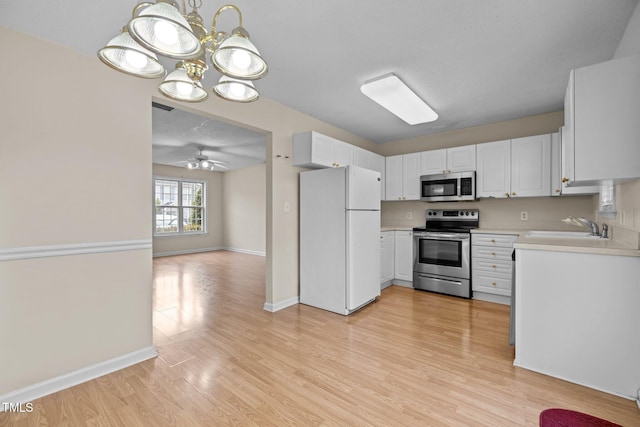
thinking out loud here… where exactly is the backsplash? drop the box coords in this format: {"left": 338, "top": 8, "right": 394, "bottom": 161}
{"left": 382, "top": 195, "right": 596, "bottom": 231}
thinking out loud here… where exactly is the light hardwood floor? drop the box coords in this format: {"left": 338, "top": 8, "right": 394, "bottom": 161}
{"left": 2, "top": 251, "right": 639, "bottom": 426}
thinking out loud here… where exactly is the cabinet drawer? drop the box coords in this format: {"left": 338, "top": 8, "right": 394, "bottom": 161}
{"left": 472, "top": 246, "right": 513, "bottom": 261}
{"left": 472, "top": 271, "right": 512, "bottom": 296}
{"left": 472, "top": 234, "right": 518, "bottom": 248}
{"left": 472, "top": 258, "right": 512, "bottom": 275}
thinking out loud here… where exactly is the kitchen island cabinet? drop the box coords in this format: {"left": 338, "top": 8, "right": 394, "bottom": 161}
{"left": 514, "top": 248, "right": 640, "bottom": 400}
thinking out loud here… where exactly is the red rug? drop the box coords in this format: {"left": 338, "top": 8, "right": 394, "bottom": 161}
{"left": 539, "top": 408, "right": 622, "bottom": 426}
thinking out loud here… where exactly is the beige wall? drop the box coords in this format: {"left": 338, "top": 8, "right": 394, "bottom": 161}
{"left": 0, "top": 28, "right": 153, "bottom": 394}
{"left": 383, "top": 196, "right": 594, "bottom": 231}
{"left": 222, "top": 163, "right": 267, "bottom": 255}
{"left": 152, "top": 164, "right": 224, "bottom": 256}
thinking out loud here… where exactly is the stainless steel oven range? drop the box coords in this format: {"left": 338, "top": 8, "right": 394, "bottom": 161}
{"left": 413, "top": 209, "right": 479, "bottom": 298}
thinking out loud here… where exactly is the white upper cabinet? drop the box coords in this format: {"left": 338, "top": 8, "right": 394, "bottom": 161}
{"left": 293, "top": 131, "right": 352, "bottom": 169}
{"left": 352, "top": 146, "right": 372, "bottom": 169}
{"left": 402, "top": 153, "right": 421, "bottom": 200}
{"left": 564, "top": 54, "right": 640, "bottom": 185}
{"left": 551, "top": 130, "right": 599, "bottom": 196}
{"left": 510, "top": 134, "right": 551, "bottom": 198}
{"left": 385, "top": 153, "right": 420, "bottom": 201}
{"left": 371, "top": 153, "right": 386, "bottom": 201}
{"left": 476, "top": 140, "right": 511, "bottom": 198}
{"left": 447, "top": 145, "right": 477, "bottom": 172}
{"left": 477, "top": 135, "right": 550, "bottom": 198}
{"left": 385, "top": 155, "right": 403, "bottom": 201}
{"left": 420, "top": 148, "right": 447, "bottom": 175}
{"left": 420, "top": 146, "right": 476, "bottom": 175}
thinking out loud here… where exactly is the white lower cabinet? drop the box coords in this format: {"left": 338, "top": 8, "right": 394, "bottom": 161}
{"left": 471, "top": 233, "right": 518, "bottom": 305}
{"left": 393, "top": 230, "right": 413, "bottom": 285}
{"left": 380, "top": 231, "right": 395, "bottom": 289}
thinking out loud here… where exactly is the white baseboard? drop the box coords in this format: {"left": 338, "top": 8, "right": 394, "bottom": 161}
{"left": 264, "top": 296, "right": 299, "bottom": 312}
{"left": 392, "top": 279, "right": 413, "bottom": 288}
{"left": 223, "top": 247, "right": 266, "bottom": 257}
{"left": 0, "top": 346, "right": 157, "bottom": 410}
{"left": 153, "top": 247, "right": 223, "bottom": 257}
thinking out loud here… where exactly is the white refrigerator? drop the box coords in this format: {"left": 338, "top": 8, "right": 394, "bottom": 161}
{"left": 299, "top": 165, "right": 381, "bottom": 315}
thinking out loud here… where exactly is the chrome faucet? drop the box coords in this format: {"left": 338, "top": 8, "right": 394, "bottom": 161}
{"left": 562, "top": 216, "right": 607, "bottom": 238}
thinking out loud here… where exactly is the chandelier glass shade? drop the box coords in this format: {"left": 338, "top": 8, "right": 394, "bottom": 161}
{"left": 159, "top": 64, "right": 208, "bottom": 102}
{"left": 127, "top": 1, "right": 203, "bottom": 59}
{"left": 210, "top": 32, "right": 267, "bottom": 80}
{"left": 97, "top": 0, "right": 268, "bottom": 103}
{"left": 97, "top": 28, "right": 166, "bottom": 78}
{"left": 213, "top": 75, "right": 259, "bottom": 102}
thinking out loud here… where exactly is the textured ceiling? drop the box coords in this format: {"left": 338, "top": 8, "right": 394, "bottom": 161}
{"left": 1, "top": 0, "right": 637, "bottom": 169}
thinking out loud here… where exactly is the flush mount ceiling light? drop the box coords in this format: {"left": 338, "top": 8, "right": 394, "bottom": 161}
{"left": 98, "top": 0, "right": 268, "bottom": 103}
{"left": 360, "top": 73, "right": 438, "bottom": 125}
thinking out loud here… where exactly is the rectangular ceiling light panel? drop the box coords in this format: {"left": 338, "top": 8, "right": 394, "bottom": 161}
{"left": 360, "top": 74, "right": 438, "bottom": 125}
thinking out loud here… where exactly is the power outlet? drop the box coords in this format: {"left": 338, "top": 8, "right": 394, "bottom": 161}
{"left": 520, "top": 211, "right": 528, "bottom": 221}
{"left": 407, "top": 211, "right": 413, "bottom": 219}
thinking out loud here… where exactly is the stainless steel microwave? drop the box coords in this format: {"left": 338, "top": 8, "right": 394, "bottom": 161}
{"left": 420, "top": 171, "right": 476, "bottom": 202}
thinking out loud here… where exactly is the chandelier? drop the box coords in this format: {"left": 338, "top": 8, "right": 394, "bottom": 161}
{"left": 97, "top": 0, "right": 268, "bottom": 103}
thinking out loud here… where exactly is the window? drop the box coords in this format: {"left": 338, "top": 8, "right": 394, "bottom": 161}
{"left": 154, "top": 177, "right": 205, "bottom": 235}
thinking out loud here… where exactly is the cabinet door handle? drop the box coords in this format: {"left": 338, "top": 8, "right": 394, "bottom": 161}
{"left": 555, "top": 189, "right": 561, "bottom": 193}
{"left": 512, "top": 192, "right": 516, "bottom": 196}
{"left": 491, "top": 281, "right": 497, "bottom": 286}
{"left": 562, "top": 177, "right": 569, "bottom": 183}
{"left": 491, "top": 239, "right": 496, "bottom": 243}
{"left": 504, "top": 192, "right": 510, "bottom": 197}
{"left": 492, "top": 264, "right": 497, "bottom": 268}
{"left": 491, "top": 252, "right": 496, "bottom": 256}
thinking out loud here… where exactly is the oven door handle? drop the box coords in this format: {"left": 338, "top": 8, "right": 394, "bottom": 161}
{"left": 414, "top": 232, "right": 470, "bottom": 241}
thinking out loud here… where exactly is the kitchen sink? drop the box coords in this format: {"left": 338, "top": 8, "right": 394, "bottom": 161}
{"left": 525, "top": 230, "right": 597, "bottom": 239}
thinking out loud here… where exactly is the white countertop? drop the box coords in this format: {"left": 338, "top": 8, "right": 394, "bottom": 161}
{"left": 513, "top": 234, "right": 640, "bottom": 257}
{"left": 381, "top": 226, "right": 414, "bottom": 232}
{"left": 473, "top": 228, "right": 640, "bottom": 257}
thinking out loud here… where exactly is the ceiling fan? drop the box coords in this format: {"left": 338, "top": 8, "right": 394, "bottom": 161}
{"left": 181, "top": 148, "right": 229, "bottom": 171}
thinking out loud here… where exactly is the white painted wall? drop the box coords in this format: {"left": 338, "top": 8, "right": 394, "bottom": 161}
{"left": 222, "top": 163, "right": 267, "bottom": 256}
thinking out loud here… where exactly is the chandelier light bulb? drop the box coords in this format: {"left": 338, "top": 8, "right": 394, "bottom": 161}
{"left": 124, "top": 49, "right": 149, "bottom": 69}
{"left": 154, "top": 20, "right": 179, "bottom": 46}
{"left": 229, "top": 81, "right": 246, "bottom": 98}
{"left": 232, "top": 50, "right": 251, "bottom": 70}
{"left": 201, "top": 160, "right": 210, "bottom": 168}
{"left": 176, "top": 81, "right": 194, "bottom": 96}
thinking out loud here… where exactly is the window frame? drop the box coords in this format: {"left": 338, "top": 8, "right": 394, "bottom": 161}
{"left": 153, "top": 176, "right": 206, "bottom": 237}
